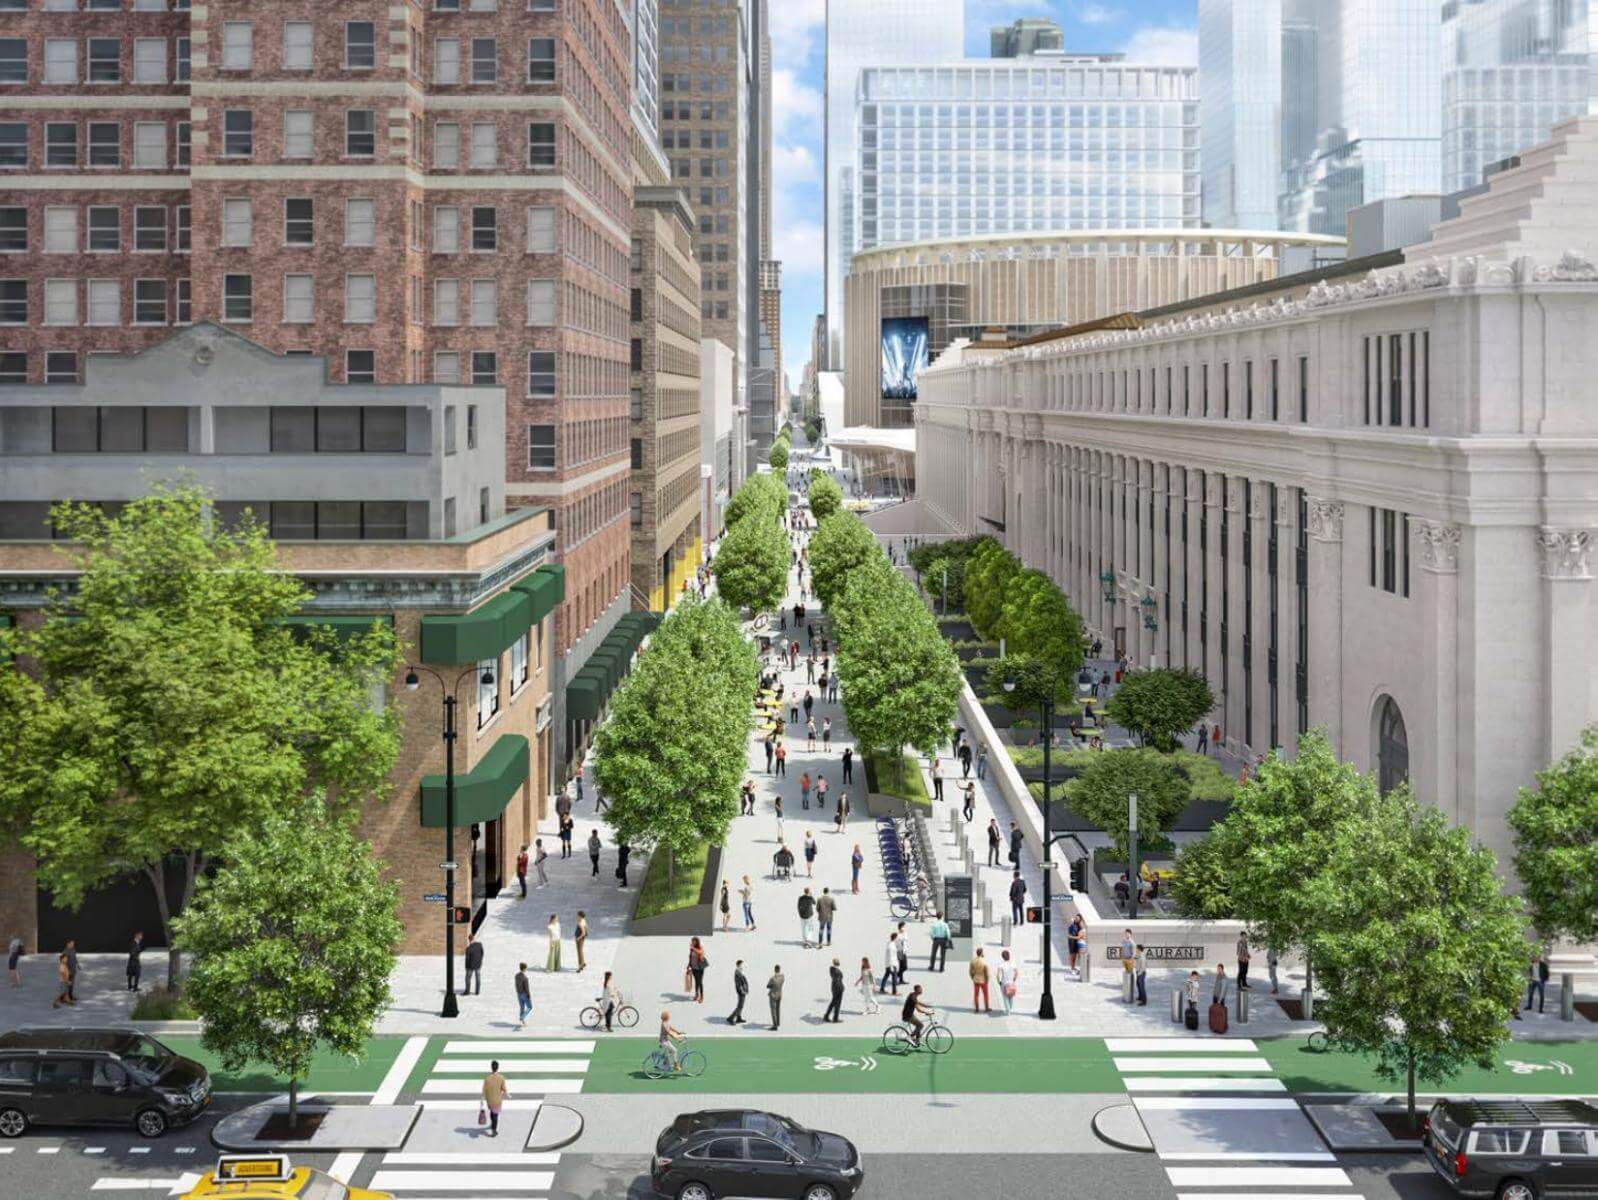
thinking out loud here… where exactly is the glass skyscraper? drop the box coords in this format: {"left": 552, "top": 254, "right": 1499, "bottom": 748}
{"left": 854, "top": 59, "right": 1200, "bottom": 251}
{"left": 1199, "top": 0, "right": 1284, "bottom": 230}
{"left": 1442, "top": 0, "right": 1598, "bottom": 193}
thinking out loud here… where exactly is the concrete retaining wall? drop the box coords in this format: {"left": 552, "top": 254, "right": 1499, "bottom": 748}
{"left": 629, "top": 846, "right": 723, "bottom": 938}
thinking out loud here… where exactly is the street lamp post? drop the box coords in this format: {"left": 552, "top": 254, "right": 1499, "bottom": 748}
{"left": 1004, "top": 675, "right": 1057, "bottom": 1021}
{"left": 405, "top": 663, "right": 496, "bottom": 1019}
{"left": 1127, "top": 791, "right": 1140, "bottom": 922}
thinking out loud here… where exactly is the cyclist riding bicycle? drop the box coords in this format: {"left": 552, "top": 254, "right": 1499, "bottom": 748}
{"left": 658, "top": 1009, "right": 686, "bottom": 1071}
{"left": 901, "top": 985, "right": 934, "bottom": 1046}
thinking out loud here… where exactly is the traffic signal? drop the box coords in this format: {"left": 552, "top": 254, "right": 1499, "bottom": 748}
{"left": 1025, "top": 906, "right": 1043, "bottom": 924}
{"left": 451, "top": 906, "right": 472, "bottom": 925}
{"left": 1068, "top": 857, "right": 1087, "bottom": 894}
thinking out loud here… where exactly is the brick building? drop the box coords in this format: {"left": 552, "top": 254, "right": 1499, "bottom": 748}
{"left": 0, "top": 0, "right": 635, "bottom": 777}
{"left": 759, "top": 256, "right": 781, "bottom": 423}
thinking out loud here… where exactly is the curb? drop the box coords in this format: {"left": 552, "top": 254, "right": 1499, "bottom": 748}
{"left": 131, "top": 1020, "right": 204, "bottom": 1034}
{"left": 1091, "top": 1103, "right": 1154, "bottom": 1153}
{"left": 527, "top": 1104, "right": 584, "bottom": 1152}
{"left": 210, "top": 1100, "right": 420, "bottom": 1152}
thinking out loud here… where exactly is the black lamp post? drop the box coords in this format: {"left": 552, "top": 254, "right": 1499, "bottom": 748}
{"left": 1004, "top": 674, "right": 1057, "bottom": 1020}
{"left": 405, "top": 662, "right": 496, "bottom": 1019}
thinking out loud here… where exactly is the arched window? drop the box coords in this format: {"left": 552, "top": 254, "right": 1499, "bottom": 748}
{"left": 1377, "top": 696, "right": 1409, "bottom": 795}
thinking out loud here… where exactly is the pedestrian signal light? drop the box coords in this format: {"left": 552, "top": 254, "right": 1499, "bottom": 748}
{"left": 452, "top": 906, "right": 471, "bottom": 924}
{"left": 1025, "top": 906, "right": 1043, "bottom": 924}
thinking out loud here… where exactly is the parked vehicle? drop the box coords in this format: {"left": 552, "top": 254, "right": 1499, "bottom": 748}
{"left": 0, "top": 1028, "right": 211, "bottom": 1138}
{"left": 1424, "top": 1098, "right": 1598, "bottom": 1200}
{"left": 652, "top": 1109, "right": 863, "bottom": 1200}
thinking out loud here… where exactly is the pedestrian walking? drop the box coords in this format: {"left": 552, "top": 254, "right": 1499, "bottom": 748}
{"left": 555, "top": 788, "right": 572, "bottom": 823}
{"left": 1212, "top": 724, "right": 1223, "bottom": 753}
{"left": 546, "top": 914, "right": 562, "bottom": 972}
{"left": 806, "top": 718, "right": 816, "bottom": 751}
{"left": 50, "top": 951, "right": 71, "bottom": 1008}
{"left": 588, "top": 829, "right": 602, "bottom": 877}
{"left": 828, "top": 673, "right": 839, "bottom": 703}
{"left": 1527, "top": 953, "right": 1551, "bottom": 1013}
{"left": 6, "top": 934, "right": 21, "bottom": 989}
{"left": 976, "top": 745, "right": 989, "bottom": 780}
{"left": 799, "top": 771, "right": 811, "bottom": 810}
{"left": 729, "top": 960, "right": 749, "bottom": 1025}
{"left": 1009, "top": 870, "right": 1027, "bottom": 926}
{"left": 834, "top": 795, "right": 845, "bottom": 834}
{"left": 931, "top": 759, "right": 945, "bottom": 802}
{"left": 803, "top": 831, "right": 818, "bottom": 877}
{"left": 816, "top": 773, "right": 828, "bottom": 812}
{"left": 534, "top": 838, "right": 549, "bottom": 887}
{"left": 850, "top": 844, "right": 863, "bottom": 893}
{"left": 480, "top": 1063, "right": 508, "bottom": 1137}
{"left": 775, "top": 743, "right": 788, "bottom": 777}
{"left": 970, "top": 948, "right": 992, "bottom": 1012}
{"left": 616, "top": 842, "right": 631, "bottom": 888}
{"left": 575, "top": 910, "right": 588, "bottom": 973}
{"left": 1236, "top": 935, "right": 1252, "bottom": 991}
{"left": 927, "top": 912, "right": 950, "bottom": 972}
{"left": 767, "top": 966, "right": 785, "bottom": 1030}
{"left": 817, "top": 957, "right": 844, "bottom": 1023}
{"left": 559, "top": 814, "right": 574, "bottom": 859}
{"left": 797, "top": 887, "right": 818, "bottom": 948}
{"left": 514, "top": 963, "right": 532, "bottom": 1027}
{"left": 996, "top": 950, "right": 1019, "bottom": 1014}
{"left": 896, "top": 922, "right": 910, "bottom": 985}
{"left": 857, "top": 958, "right": 880, "bottom": 1014}
{"left": 774, "top": 793, "right": 785, "bottom": 840}
{"left": 516, "top": 844, "right": 530, "bottom": 898}
{"left": 962, "top": 781, "right": 976, "bottom": 823}
{"left": 462, "top": 933, "right": 484, "bottom": 995}
{"left": 959, "top": 741, "right": 973, "bottom": 778}
{"left": 1008, "top": 821, "right": 1023, "bottom": 866}
{"left": 574, "top": 763, "right": 585, "bottom": 804}
{"left": 1195, "top": 723, "right": 1208, "bottom": 755}
{"left": 881, "top": 933, "right": 901, "bottom": 994}
{"left": 600, "top": 971, "right": 622, "bottom": 1032}
{"left": 719, "top": 880, "right": 732, "bottom": 931}
{"left": 65, "top": 939, "right": 77, "bottom": 1004}
{"left": 1134, "top": 944, "right": 1148, "bottom": 1006}
{"left": 986, "top": 819, "right": 1001, "bottom": 867}
{"left": 841, "top": 745, "right": 853, "bottom": 783}
{"left": 126, "top": 931, "right": 143, "bottom": 992}
{"left": 742, "top": 779, "right": 757, "bottom": 815}
{"left": 1067, "top": 915, "right": 1084, "bottom": 975}
{"left": 764, "top": 734, "right": 775, "bottom": 773}
{"left": 741, "top": 875, "right": 756, "bottom": 929}
{"left": 816, "top": 888, "right": 836, "bottom": 946}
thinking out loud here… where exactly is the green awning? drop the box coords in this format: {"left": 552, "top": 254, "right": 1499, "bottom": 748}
{"left": 500, "top": 587, "right": 535, "bottom": 647}
{"left": 0, "top": 614, "right": 11, "bottom": 628}
{"left": 420, "top": 591, "right": 528, "bottom": 665}
{"left": 566, "top": 669, "right": 605, "bottom": 723}
{"left": 512, "top": 570, "right": 560, "bottom": 625}
{"left": 419, "top": 734, "right": 529, "bottom": 827}
{"left": 275, "top": 615, "right": 393, "bottom": 643}
{"left": 539, "top": 563, "right": 566, "bottom": 606}
{"left": 587, "top": 647, "right": 626, "bottom": 691}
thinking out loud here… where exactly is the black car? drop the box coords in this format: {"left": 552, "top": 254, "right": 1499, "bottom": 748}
{"left": 652, "top": 1109, "right": 863, "bottom": 1200}
{"left": 1425, "top": 1098, "right": 1598, "bottom": 1200}
{"left": 0, "top": 1028, "right": 212, "bottom": 1139}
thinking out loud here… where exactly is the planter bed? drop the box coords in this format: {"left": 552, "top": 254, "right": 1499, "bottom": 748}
{"left": 631, "top": 844, "right": 723, "bottom": 937}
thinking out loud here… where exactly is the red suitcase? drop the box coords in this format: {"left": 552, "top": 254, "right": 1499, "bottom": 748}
{"left": 1209, "top": 1001, "right": 1229, "bottom": 1035}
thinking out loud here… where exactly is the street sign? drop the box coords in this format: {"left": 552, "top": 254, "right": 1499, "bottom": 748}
{"left": 440, "top": 861, "right": 458, "bottom": 871}
{"left": 423, "top": 892, "right": 447, "bottom": 903}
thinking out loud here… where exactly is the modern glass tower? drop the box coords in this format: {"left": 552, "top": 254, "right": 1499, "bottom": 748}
{"left": 1442, "top": 0, "right": 1598, "bottom": 194}
{"left": 824, "top": 0, "right": 965, "bottom": 370}
{"left": 1199, "top": 0, "right": 1284, "bottom": 230}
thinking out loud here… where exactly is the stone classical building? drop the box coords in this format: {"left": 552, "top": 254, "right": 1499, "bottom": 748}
{"left": 916, "top": 116, "right": 1598, "bottom": 868}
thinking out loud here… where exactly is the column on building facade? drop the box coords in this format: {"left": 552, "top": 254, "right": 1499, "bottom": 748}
{"left": 1248, "top": 482, "right": 1273, "bottom": 757}
{"left": 1184, "top": 469, "right": 1204, "bottom": 675}
{"left": 1203, "top": 472, "right": 1224, "bottom": 719}
{"left": 1275, "top": 486, "right": 1302, "bottom": 758}
{"left": 1538, "top": 526, "right": 1594, "bottom": 765}
{"left": 1415, "top": 519, "right": 1463, "bottom": 824}
{"left": 1072, "top": 447, "right": 1087, "bottom": 617}
{"left": 1134, "top": 459, "right": 1153, "bottom": 668}
{"left": 1108, "top": 454, "right": 1126, "bottom": 649}
{"left": 1224, "top": 477, "right": 1248, "bottom": 754}
{"left": 1153, "top": 461, "right": 1171, "bottom": 669}
{"left": 1306, "top": 497, "right": 1346, "bottom": 752}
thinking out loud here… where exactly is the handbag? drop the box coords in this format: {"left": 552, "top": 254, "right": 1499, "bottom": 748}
{"left": 477, "top": 1105, "right": 487, "bottom": 1126}
{"left": 1003, "top": 982, "right": 1017, "bottom": 999}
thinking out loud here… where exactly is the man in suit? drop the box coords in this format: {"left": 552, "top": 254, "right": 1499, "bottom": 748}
{"left": 823, "top": 958, "right": 845, "bottom": 1023}
{"left": 462, "top": 933, "right": 484, "bottom": 995}
{"left": 729, "top": 960, "right": 749, "bottom": 1025}
{"left": 126, "top": 931, "right": 143, "bottom": 992}
{"left": 767, "top": 966, "right": 785, "bottom": 1030}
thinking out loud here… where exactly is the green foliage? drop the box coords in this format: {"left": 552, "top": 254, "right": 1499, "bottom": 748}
{"left": 838, "top": 579, "right": 962, "bottom": 757}
{"left": 808, "top": 511, "right": 882, "bottom": 611}
{"left": 594, "top": 597, "right": 755, "bottom": 888}
{"left": 804, "top": 416, "right": 822, "bottom": 443}
{"left": 921, "top": 554, "right": 965, "bottom": 610}
{"left": 807, "top": 471, "right": 843, "bottom": 522}
{"left": 1106, "top": 668, "right": 1217, "bottom": 750}
{"left": 634, "top": 840, "right": 711, "bottom": 921}
{"left": 963, "top": 539, "right": 1017, "bottom": 640}
{"left": 907, "top": 535, "right": 985, "bottom": 576}
{"left": 1509, "top": 727, "right": 1598, "bottom": 941}
{"left": 997, "top": 568, "right": 1085, "bottom": 682}
{"left": 724, "top": 472, "right": 786, "bottom": 529}
{"left": 1061, "top": 749, "right": 1190, "bottom": 863}
{"left": 714, "top": 479, "right": 788, "bottom": 615}
{"left": 0, "top": 485, "right": 401, "bottom": 990}
{"left": 172, "top": 795, "right": 401, "bottom": 1125}
{"left": 768, "top": 439, "right": 789, "bottom": 470}
{"left": 130, "top": 989, "right": 198, "bottom": 1021}
{"left": 867, "top": 751, "right": 930, "bottom": 810}
{"left": 1168, "top": 834, "right": 1237, "bottom": 919}
{"left": 1311, "top": 791, "right": 1526, "bottom": 1123}
{"left": 827, "top": 550, "right": 901, "bottom": 648}
{"left": 986, "top": 653, "right": 1075, "bottom": 712}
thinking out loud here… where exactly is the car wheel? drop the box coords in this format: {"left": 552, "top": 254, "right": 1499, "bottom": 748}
{"left": 676, "top": 1183, "right": 713, "bottom": 1200}
{"left": 0, "top": 1108, "right": 26, "bottom": 1138}
{"left": 1498, "top": 1182, "right": 1536, "bottom": 1200}
{"left": 135, "top": 1108, "right": 168, "bottom": 1138}
{"left": 803, "top": 1186, "right": 837, "bottom": 1200}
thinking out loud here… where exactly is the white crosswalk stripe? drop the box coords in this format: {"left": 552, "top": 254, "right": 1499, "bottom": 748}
{"left": 1166, "top": 1167, "right": 1353, "bottom": 1187}
{"left": 1124, "top": 1077, "right": 1287, "bottom": 1092}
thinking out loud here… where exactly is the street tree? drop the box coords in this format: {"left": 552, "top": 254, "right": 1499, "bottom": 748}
{"left": 920, "top": 553, "right": 965, "bottom": 612}
{"left": 807, "top": 471, "right": 843, "bottom": 522}
{"left": 1311, "top": 791, "right": 1526, "bottom": 1126}
{"left": 997, "top": 567, "right": 1084, "bottom": 681}
{"left": 827, "top": 549, "right": 901, "bottom": 649}
{"left": 1106, "top": 668, "right": 1217, "bottom": 750}
{"left": 724, "top": 473, "right": 785, "bottom": 529}
{"left": 808, "top": 511, "right": 881, "bottom": 609}
{"left": 837, "top": 575, "right": 961, "bottom": 760}
{"left": 0, "top": 486, "right": 401, "bottom": 990}
{"left": 1168, "top": 834, "right": 1237, "bottom": 920}
{"left": 768, "top": 439, "right": 789, "bottom": 470}
{"left": 1065, "top": 749, "right": 1189, "bottom": 865}
{"left": 1508, "top": 726, "right": 1598, "bottom": 942}
{"left": 963, "top": 538, "right": 1017, "bottom": 640}
{"left": 171, "top": 795, "right": 402, "bottom": 1128}
{"left": 713, "top": 511, "right": 787, "bottom": 614}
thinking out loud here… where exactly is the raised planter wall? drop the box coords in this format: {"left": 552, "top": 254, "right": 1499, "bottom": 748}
{"left": 629, "top": 845, "right": 724, "bottom": 938}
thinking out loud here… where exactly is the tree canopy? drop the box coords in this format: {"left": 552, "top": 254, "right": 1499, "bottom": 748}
{"left": 1065, "top": 749, "right": 1189, "bottom": 864}
{"left": 963, "top": 538, "right": 1018, "bottom": 639}
{"left": 836, "top": 579, "right": 962, "bottom": 758}
{"left": 713, "top": 513, "right": 787, "bottom": 614}
{"left": 1106, "top": 668, "right": 1216, "bottom": 750}
{"left": 768, "top": 438, "right": 790, "bottom": 470}
{"left": 808, "top": 511, "right": 881, "bottom": 610}
{"left": 724, "top": 472, "right": 785, "bottom": 529}
{"left": 0, "top": 485, "right": 401, "bottom": 988}
{"left": 1508, "top": 726, "right": 1598, "bottom": 941}
{"left": 807, "top": 471, "right": 843, "bottom": 522}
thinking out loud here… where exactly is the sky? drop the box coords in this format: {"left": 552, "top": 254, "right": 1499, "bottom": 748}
{"left": 769, "top": 0, "right": 1200, "bottom": 394}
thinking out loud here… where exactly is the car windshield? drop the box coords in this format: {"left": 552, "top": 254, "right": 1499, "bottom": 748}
{"left": 298, "top": 1173, "right": 349, "bottom": 1200}
{"left": 1431, "top": 1109, "right": 1463, "bottom": 1149}
{"left": 743, "top": 1113, "right": 802, "bottom": 1151}
{"left": 118, "top": 1035, "right": 175, "bottom": 1082}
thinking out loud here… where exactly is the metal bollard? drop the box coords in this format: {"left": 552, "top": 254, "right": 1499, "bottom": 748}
{"left": 948, "top": 809, "right": 958, "bottom": 835}
{"left": 1122, "top": 971, "right": 1134, "bottom": 1003}
{"left": 1563, "top": 973, "right": 1576, "bottom": 1022}
{"left": 1236, "top": 987, "right": 1249, "bottom": 1024}
{"left": 1171, "top": 988, "right": 1183, "bottom": 1024}
{"left": 1080, "top": 947, "right": 1092, "bottom": 983}
{"left": 1002, "top": 916, "right": 1013, "bottom": 947}
{"left": 982, "top": 897, "right": 993, "bottom": 927}
{"left": 1301, "top": 986, "right": 1314, "bottom": 1022}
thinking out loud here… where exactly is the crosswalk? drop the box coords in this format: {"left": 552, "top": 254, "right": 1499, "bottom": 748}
{"left": 365, "top": 1037, "right": 595, "bottom": 1200}
{"left": 1105, "top": 1037, "right": 1363, "bottom": 1200}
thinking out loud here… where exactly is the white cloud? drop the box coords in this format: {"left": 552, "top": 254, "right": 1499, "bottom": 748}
{"left": 772, "top": 215, "right": 823, "bottom": 279}
{"left": 769, "top": 0, "right": 827, "bottom": 67}
{"left": 770, "top": 68, "right": 822, "bottom": 141}
{"left": 1119, "top": 25, "right": 1198, "bottom": 67}
{"left": 1072, "top": 1, "right": 1120, "bottom": 24}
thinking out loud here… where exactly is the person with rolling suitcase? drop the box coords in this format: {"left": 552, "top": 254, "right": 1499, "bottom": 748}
{"left": 1184, "top": 970, "right": 1201, "bottom": 1031}
{"left": 1209, "top": 963, "right": 1230, "bottom": 1035}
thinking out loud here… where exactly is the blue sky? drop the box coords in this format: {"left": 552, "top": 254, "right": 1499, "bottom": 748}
{"left": 770, "top": 0, "right": 1200, "bottom": 392}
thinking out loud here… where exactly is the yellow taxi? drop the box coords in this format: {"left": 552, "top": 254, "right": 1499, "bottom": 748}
{"left": 181, "top": 1155, "right": 390, "bottom": 1200}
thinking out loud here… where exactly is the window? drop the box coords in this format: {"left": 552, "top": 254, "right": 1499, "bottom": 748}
{"left": 470, "top": 279, "right": 498, "bottom": 327}
{"left": 284, "top": 110, "right": 314, "bottom": 158}
{"left": 221, "top": 22, "right": 253, "bottom": 71}
{"left": 344, "top": 198, "right": 375, "bottom": 246}
{"left": 221, "top": 198, "right": 252, "bottom": 247}
{"left": 133, "top": 38, "right": 166, "bottom": 84}
{"left": 1546, "top": 1131, "right": 1595, "bottom": 1156}
{"left": 222, "top": 111, "right": 252, "bottom": 158}
{"left": 133, "top": 279, "right": 166, "bottom": 325}
{"left": 470, "top": 351, "right": 497, "bottom": 384}
{"left": 0, "top": 207, "right": 24, "bottom": 252}
{"left": 433, "top": 351, "right": 460, "bottom": 384}
{"left": 527, "top": 123, "right": 555, "bottom": 167}
{"left": 346, "top": 350, "right": 375, "bottom": 384}
{"left": 434, "top": 122, "right": 460, "bottom": 169}
{"left": 460, "top": 208, "right": 498, "bottom": 256}
{"left": 45, "top": 279, "right": 78, "bottom": 326}
{"left": 223, "top": 274, "right": 252, "bottom": 322}
{"left": 526, "top": 279, "right": 555, "bottom": 326}
{"left": 88, "top": 122, "right": 119, "bottom": 166}
{"left": 346, "top": 110, "right": 376, "bottom": 157}
{"left": 134, "top": 206, "right": 166, "bottom": 251}
{"left": 175, "top": 277, "right": 190, "bottom": 324}
{"left": 509, "top": 630, "right": 529, "bottom": 690}
{"left": 0, "top": 352, "right": 24, "bottom": 382}
{"left": 527, "top": 423, "right": 556, "bottom": 469}
{"left": 281, "top": 274, "right": 313, "bottom": 323}
{"left": 43, "top": 208, "right": 77, "bottom": 254}
{"left": 527, "top": 37, "right": 555, "bottom": 83}
{"left": 46, "top": 123, "right": 78, "bottom": 167}
{"left": 0, "top": 123, "right": 24, "bottom": 168}
{"left": 466, "top": 404, "right": 478, "bottom": 449}
{"left": 443, "top": 404, "right": 457, "bottom": 454}
{"left": 630, "top": 438, "right": 642, "bottom": 469}
{"left": 345, "top": 274, "right": 376, "bottom": 323}
{"left": 630, "top": 491, "right": 642, "bottom": 528}
{"left": 526, "top": 205, "right": 556, "bottom": 252}
{"left": 85, "top": 279, "right": 117, "bottom": 325}
{"left": 469, "top": 122, "right": 496, "bottom": 168}
{"left": 87, "top": 207, "right": 119, "bottom": 252}
{"left": 175, "top": 37, "right": 189, "bottom": 81}
{"left": 174, "top": 205, "right": 189, "bottom": 250}
{"left": 0, "top": 279, "right": 25, "bottom": 323}
{"left": 283, "top": 22, "right": 313, "bottom": 71}
{"left": 527, "top": 351, "right": 555, "bottom": 398}
{"left": 433, "top": 278, "right": 460, "bottom": 325}
{"left": 88, "top": 39, "right": 121, "bottom": 84}
{"left": 42, "top": 39, "right": 76, "bottom": 84}
{"left": 471, "top": 37, "right": 497, "bottom": 83}
{"left": 435, "top": 37, "right": 461, "bottom": 84}
{"left": 45, "top": 351, "right": 77, "bottom": 383}
{"left": 345, "top": 22, "right": 376, "bottom": 70}
{"left": 476, "top": 657, "right": 499, "bottom": 728}
{"left": 284, "top": 198, "right": 313, "bottom": 245}
{"left": 433, "top": 206, "right": 460, "bottom": 253}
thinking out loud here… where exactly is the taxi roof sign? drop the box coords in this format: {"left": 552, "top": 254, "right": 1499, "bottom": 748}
{"left": 215, "top": 1155, "right": 294, "bottom": 1183}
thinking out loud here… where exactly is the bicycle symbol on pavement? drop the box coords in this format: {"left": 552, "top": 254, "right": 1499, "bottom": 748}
{"left": 1503, "top": 1059, "right": 1574, "bottom": 1076}
{"left": 813, "top": 1055, "right": 877, "bottom": 1072}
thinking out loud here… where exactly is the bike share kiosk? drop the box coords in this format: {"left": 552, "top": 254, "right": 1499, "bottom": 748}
{"left": 944, "top": 874, "right": 974, "bottom": 961}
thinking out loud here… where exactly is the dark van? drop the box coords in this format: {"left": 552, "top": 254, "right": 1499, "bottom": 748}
{"left": 0, "top": 1028, "right": 212, "bottom": 1139}
{"left": 1425, "top": 1098, "right": 1598, "bottom": 1200}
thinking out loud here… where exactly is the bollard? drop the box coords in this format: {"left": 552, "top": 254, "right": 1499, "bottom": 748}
{"left": 948, "top": 809, "right": 958, "bottom": 836}
{"left": 1563, "top": 973, "right": 1576, "bottom": 1022}
{"left": 1301, "top": 986, "right": 1314, "bottom": 1022}
{"left": 1002, "top": 916, "right": 1013, "bottom": 947}
{"left": 1080, "top": 946, "right": 1092, "bottom": 983}
{"left": 982, "top": 897, "right": 993, "bottom": 928}
{"left": 1236, "top": 987, "right": 1249, "bottom": 1024}
{"left": 1171, "top": 987, "right": 1183, "bottom": 1024}
{"left": 1122, "top": 971, "right": 1134, "bottom": 1003}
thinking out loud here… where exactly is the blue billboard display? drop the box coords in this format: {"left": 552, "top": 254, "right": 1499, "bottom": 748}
{"left": 880, "top": 316, "right": 930, "bottom": 401}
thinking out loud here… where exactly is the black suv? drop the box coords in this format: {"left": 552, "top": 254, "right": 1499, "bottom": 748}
{"left": 0, "top": 1028, "right": 212, "bottom": 1139}
{"left": 652, "top": 1109, "right": 863, "bottom": 1200}
{"left": 1425, "top": 1099, "right": 1598, "bottom": 1200}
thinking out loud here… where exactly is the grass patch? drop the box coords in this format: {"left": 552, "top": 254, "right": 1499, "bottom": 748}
{"left": 131, "top": 989, "right": 198, "bottom": 1021}
{"left": 634, "top": 841, "right": 711, "bottom": 921}
{"left": 868, "top": 750, "right": 931, "bottom": 810}
{"left": 158, "top": 1035, "right": 407, "bottom": 1094}
{"left": 1170, "top": 750, "right": 1236, "bottom": 802}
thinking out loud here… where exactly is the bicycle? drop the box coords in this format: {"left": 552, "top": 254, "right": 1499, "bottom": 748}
{"left": 1305, "top": 1028, "right": 1329, "bottom": 1053}
{"left": 881, "top": 1020, "right": 953, "bottom": 1055}
{"left": 643, "top": 1039, "right": 706, "bottom": 1079}
{"left": 580, "top": 998, "right": 639, "bottom": 1031}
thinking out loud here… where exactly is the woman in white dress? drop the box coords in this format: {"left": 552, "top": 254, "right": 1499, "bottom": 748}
{"left": 856, "top": 957, "right": 879, "bottom": 1014}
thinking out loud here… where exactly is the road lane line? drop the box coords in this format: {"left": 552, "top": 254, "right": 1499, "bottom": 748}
{"left": 1107, "top": 1038, "right": 1260, "bottom": 1053}
{"left": 440, "top": 1041, "right": 594, "bottom": 1055}
{"left": 379, "top": 1153, "right": 562, "bottom": 1166}
{"left": 368, "top": 1170, "right": 556, "bottom": 1192}
{"left": 1124, "top": 1077, "right": 1287, "bottom": 1092}
{"left": 374, "top": 1036, "right": 430, "bottom": 1105}
{"left": 428, "top": 1060, "right": 590, "bottom": 1075}
{"left": 1114, "top": 1056, "right": 1273, "bottom": 1073}
{"left": 1161, "top": 1152, "right": 1338, "bottom": 1161}
{"left": 1135, "top": 1097, "right": 1301, "bottom": 1111}
{"left": 329, "top": 1152, "right": 364, "bottom": 1184}
{"left": 420, "top": 1079, "right": 582, "bottom": 1095}
{"left": 1166, "top": 1167, "right": 1353, "bottom": 1187}
{"left": 91, "top": 1181, "right": 180, "bottom": 1191}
